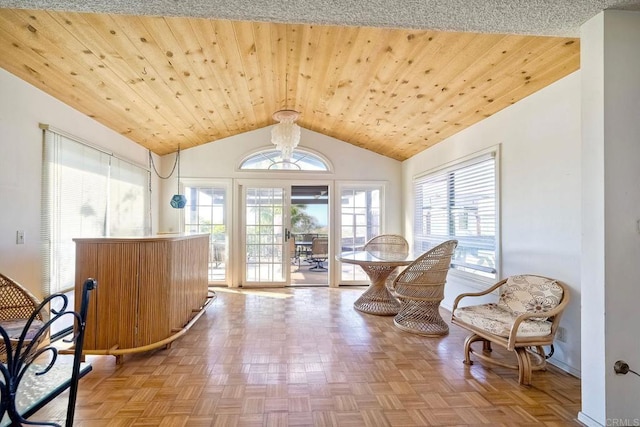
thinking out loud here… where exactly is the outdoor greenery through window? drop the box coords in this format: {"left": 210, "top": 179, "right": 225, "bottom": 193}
{"left": 291, "top": 185, "right": 328, "bottom": 235}
{"left": 413, "top": 150, "right": 498, "bottom": 279}
{"left": 41, "top": 126, "right": 150, "bottom": 295}
{"left": 244, "top": 187, "right": 285, "bottom": 282}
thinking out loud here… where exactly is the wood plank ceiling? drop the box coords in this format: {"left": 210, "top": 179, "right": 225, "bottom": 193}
{"left": 0, "top": 9, "right": 580, "bottom": 161}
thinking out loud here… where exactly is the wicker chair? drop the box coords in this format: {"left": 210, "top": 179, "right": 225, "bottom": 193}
{"left": 364, "top": 234, "right": 409, "bottom": 288}
{"left": 390, "top": 240, "right": 458, "bottom": 336}
{"left": 308, "top": 237, "right": 329, "bottom": 270}
{"left": 451, "top": 274, "right": 570, "bottom": 385}
{"left": 0, "top": 273, "right": 45, "bottom": 362}
{"left": 363, "top": 234, "right": 409, "bottom": 254}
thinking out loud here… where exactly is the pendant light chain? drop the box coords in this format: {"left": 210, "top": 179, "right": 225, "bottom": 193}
{"left": 148, "top": 147, "right": 187, "bottom": 209}
{"left": 176, "top": 146, "right": 181, "bottom": 193}
{"left": 148, "top": 149, "right": 179, "bottom": 180}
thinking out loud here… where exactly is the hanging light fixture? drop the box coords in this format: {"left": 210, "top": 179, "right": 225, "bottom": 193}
{"left": 148, "top": 146, "right": 187, "bottom": 209}
{"left": 271, "top": 109, "right": 301, "bottom": 161}
{"left": 271, "top": 72, "right": 301, "bottom": 161}
{"left": 170, "top": 146, "right": 187, "bottom": 209}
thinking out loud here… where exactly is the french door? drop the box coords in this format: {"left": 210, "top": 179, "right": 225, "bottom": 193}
{"left": 241, "top": 182, "right": 292, "bottom": 287}
{"left": 338, "top": 183, "right": 384, "bottom": 283}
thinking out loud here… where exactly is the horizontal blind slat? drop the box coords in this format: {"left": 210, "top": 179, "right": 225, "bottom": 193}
{"left": 413, "top": 153, "right": 497, "bottom": 278}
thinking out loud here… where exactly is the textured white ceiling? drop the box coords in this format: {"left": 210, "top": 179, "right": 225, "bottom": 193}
{"left": 2, "top": 0, "right": 640, "bottom": 36}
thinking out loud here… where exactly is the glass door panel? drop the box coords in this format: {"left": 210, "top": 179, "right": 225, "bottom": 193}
{"left": 184, "top": 184, "right": 228, "bottom": 284}
{"left": 339, "top": 186, "right": 382, "bottom": 282}
{"left": 243, "top": 185, "right": 289, "bottom": 286}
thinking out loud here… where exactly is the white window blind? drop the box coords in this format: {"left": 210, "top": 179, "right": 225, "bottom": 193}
{"left": 109, "top": 157, "right": 150, "bottom": 236}
{"left": 413, "top": 152, "right": 498, "bottom": 279}
{"left": 41, "top": 126, "right": 150, "bottom": 295}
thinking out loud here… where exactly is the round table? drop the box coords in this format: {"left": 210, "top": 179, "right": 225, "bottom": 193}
{"left": 337, "top": 250, "right": 416, "bottom": 315}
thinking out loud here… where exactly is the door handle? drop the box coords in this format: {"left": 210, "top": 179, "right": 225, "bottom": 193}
{"left": 285, "top": 229, "right": 291, "bottom": 241}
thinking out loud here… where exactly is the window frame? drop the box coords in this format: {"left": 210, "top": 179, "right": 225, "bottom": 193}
{"left": 336, "top": 181, "right": 386, "bottom": 284}
{"left": 238, "top": 147, "right": 333, "bottom": 172}
{"left": 181, "top": 178, "right": 233, "bottom": 286}
{"left": 412, "top": 146, "right": 500, "bottom": 284}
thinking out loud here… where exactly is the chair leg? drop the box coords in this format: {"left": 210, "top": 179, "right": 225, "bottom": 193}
{"left": 463, "top": 334, "right": 542, "bottom": 386}
{"left": 463, "top": 333, "right": 485, "bottom": 365}
{"left": 534, "top": 345, "right": 547, "bottom": 368}
{"left": 309, "top": 259, "right": 327, "bottom": 270}
{"left": 515, "top": 347, "right": 533, "bottom": 385}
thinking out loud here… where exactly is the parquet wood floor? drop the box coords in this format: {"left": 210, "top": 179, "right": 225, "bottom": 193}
{"left": 33, "top": 286, "right": 582, "bottom": 426}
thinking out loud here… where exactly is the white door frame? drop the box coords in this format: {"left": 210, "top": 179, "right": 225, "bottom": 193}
{"left": 235, "top": 178, "right": 334, "bottom": 287}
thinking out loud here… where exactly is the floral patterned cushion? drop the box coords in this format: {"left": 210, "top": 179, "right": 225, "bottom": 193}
{"left": 497, "top": 275, "right": 563, "bottom": 321}
{"left": 453, "top": 303, "right": 552, "bottom": 338}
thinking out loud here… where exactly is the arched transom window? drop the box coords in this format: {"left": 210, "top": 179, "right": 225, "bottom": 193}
{"left": 239, "top": 149, "right": 330, "bottom": 171}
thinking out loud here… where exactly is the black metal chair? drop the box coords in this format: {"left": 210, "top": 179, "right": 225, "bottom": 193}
{"left": 0, "top": 277, "right": 96, "bottom": 427}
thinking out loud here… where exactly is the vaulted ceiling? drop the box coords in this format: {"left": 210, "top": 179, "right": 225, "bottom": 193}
{"left": 0, "top": 2, "right": 637, "bottom": 160}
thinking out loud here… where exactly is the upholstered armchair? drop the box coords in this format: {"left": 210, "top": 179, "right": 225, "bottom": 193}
{"left": 451, "top": 274, "right": 570, "bottom": 385}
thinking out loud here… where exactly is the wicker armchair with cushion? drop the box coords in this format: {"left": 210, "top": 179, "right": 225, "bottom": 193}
{"left": 451, "top": 274, "right": 570, "bottom": 385}
{"left": 389, "top": 240, "right": 458, "bottom": 336}
{"left": 0, "top": 273, "right": 45, "bottom": 363}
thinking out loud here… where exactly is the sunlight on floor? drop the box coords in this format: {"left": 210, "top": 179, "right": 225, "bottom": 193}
{"left": 212, "top": 287, "right": 294, "bottom": 299}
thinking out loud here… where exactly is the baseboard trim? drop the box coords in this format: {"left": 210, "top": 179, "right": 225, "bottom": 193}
{"left": 547, "top": 357, "right": 581, "bottom": 379}
{"left": 578, "top": 411, "right": 603, "bottom": 427}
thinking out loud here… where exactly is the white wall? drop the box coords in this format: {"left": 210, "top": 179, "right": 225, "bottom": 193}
{"left": 155, "top": 125, "right": 403, "bottom": 287}
{"left": 0, "top": 68, "right": 159, "bottom": 298}
{"left": 402, "top": 71, "right": 582, "bottom": 376}
{"left": 602, "top": 11, "right": 640, "bottom": 421}
{"left": 580, "top": 10, "right": 640, "bottom": 426}
{"left": 157, "top": 126, "right": 403, "bottom": 234}
{"left": 580, "top": 12, "right": 607, "bottom": 425}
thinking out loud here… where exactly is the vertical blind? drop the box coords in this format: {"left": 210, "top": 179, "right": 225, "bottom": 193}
{"left": 41, "top": 126, "right": 150, "bottom": 295}
{"left": 413, "top": 152, "right": 497, "bottom": 278}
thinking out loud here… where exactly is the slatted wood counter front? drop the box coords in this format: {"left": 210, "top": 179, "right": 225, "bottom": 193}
{"left": 73, "top": 234, "right": 211, "bottom": 362}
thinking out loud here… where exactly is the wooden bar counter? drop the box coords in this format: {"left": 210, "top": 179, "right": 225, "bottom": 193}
{"left": 73, "top": 234, "right": 211, "bottom": 362}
